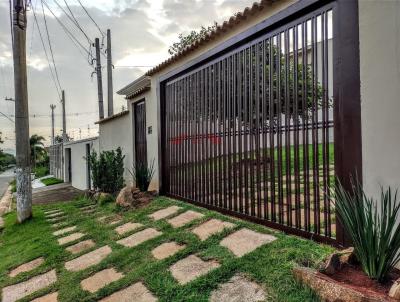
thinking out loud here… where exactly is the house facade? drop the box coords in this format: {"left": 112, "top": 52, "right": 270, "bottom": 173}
{"left": 53, "top": 0, "right": 400, "bottom": 246}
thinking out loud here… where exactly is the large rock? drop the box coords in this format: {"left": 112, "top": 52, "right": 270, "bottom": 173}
{"left": 115, "top": 185, "right": 156, "bottom": 208}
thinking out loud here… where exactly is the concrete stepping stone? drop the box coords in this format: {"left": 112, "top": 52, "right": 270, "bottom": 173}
{"left": 46, "top": 212, "right": 64, "bottom": 218}
{"left": 209, "top": 274, "right": 266, "bottom": 302}
{"left": 81, "top": 268, "right": 124, "bottom": 293}
{"left": 47, "top": 216, "right": 66, "bottom": 223}
{"left": 167, "top": 210, "right": 204, "bottom": 228}
{"left": 117, "top": 228, "right": 162, "bottom": 248}
{"left": 191, "top": 219, "right": 235, "bottom": 241}
{"left": 66, "top": 239, "right": 96, "bottom": 254}
{"left": 31, "top": 292, "right": 58, "bottom": 302}
{"left": 51, "top": 222, "right": 67, "bottom": 229}
{"left": 65, "top": 245, "right": 112, "bottom": 272}
{"left": 99, "top": 282, "right": 157, "bottom": 302}
{"left": 151, "top": 242, "right": 186, "bottom": 260}
{"left": 115, "top": 222, "right": 143, "bottom": 235}
{"left": 57, "top": 232, "right": 85, "bottom": 245}
{"left": 148, "top": 206, "right": 181, "bottom": 221}
{"left": 169, "top": 255, "right": 220, "bottom": 285}
{"left": 9, "top": 257, "right": 45, "bottom": 278}
{"left": 109, "top": 218, "right": 123, "bottom": 225}
{"left": 97, "top": 215, "right": 109, "bottom": 222}
{"left": 220, "top": 228, "right": 277, "bottom": 257}
{"left": 1, "top": 270, "right": 57, "bottom": 302}
{"left": 80, "top": 204, "right": 96, "bottom": 210}
{"left": 44, "top": 209, "right": 61, "bottom": 214}
{"left": 52, "top": 226, "right": 77, "bottom": 236}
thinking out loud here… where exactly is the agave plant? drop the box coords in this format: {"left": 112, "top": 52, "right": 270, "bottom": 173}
{"left": 331, "top": 180, "right": 400, "bottom": 282}
{"left": 129, "top": 159, "right": 155, "bottom": 192}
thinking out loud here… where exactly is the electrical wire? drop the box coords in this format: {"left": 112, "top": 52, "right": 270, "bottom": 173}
{"left": 31, "top": 3, "right": 62, "bottom": 99}
{"left": 40, "top": 0, "right": 62, "bottom": 94}
{"left": 0, "top": 111, "right": 15, "bottom": 123}
{"left": 42, "top": 0, "right": 93, "bottom": 64}
{"left": 76, "top": 0, "right": 105, "bottom": 38}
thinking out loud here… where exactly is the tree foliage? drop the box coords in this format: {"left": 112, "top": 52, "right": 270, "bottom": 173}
{"left": 88, "top": 147, "right": 125, "bottom": 194}
{"left": 168, "top": 23, "right": 218, "bottom": 55}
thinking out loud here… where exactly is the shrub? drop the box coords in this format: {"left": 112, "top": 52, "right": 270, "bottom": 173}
{"left": 129, "top": 159, "right": 155, "bottom": 192}
{"left": 34, "top": 165, "right": 49, "bottom": 178}
{"left": 88, "top": 147, "right": 125, "bottom": 194}
{"left": 331, "top": 180, "right": 400, "bottom": 282}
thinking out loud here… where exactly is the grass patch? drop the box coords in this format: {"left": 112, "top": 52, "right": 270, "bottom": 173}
{"left": 0, "top": 197, "right": 333, "bottom": 301}
{"left": 41, "top": 177, "right": 63, "bottom": 186}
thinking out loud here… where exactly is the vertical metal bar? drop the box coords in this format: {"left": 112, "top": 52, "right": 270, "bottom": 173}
{"left": 244, "top": 48, "right": 250, "bottom": 215}
{"left": 284, "top": 29, "right": 292, "bottom": 227}
{"left": 249, "top": 46, "right": 255, "bottom": 217}
{"left": 227, "top": 56, "right": 233, "bottom": 211}
{"left": 262, "top": 39, "right": 269, "bottom": 220}
{"left": 238, "top": 51, "right": 244, "bottom": 213}
{"left": 218, "top": 61, "right": 223, "bottom": 208}
{"left": 201, "top": 69, "right": 205, "bottom": 205}
{"left": 233, "top": 53, "right": 238, "bottom": 212}
{"left": 277, "top": 33, "right": 284, "bottom": 224}
{"left": 326, "top": 10, "right": 332, "bottom": 237}
{"left": 293, "top": 25, "right": 301, "bottom": 229}
{"left": 255, "top": 42, "right": 262, "bottom": 218}
{"left": 213, "top": 63, "right": 218, "bottom": 207}
{"left": 222, "top": 59, "right": 227, "bottom": 209}
{"left": 302, "top": 20, "right": 311, "bottom": 232}
{"left": 269, "top": 37, "right": 276, "bottom": 222}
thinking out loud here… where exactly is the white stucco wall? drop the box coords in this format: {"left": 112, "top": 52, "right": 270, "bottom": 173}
{"left": 359, "top": 0, "right": 400, "bottom": 198}
{"left": 98, "top": 112, "right": 133, "bottom": 184}
{"left": 64, "top": 137, "right": 99, "bottom": 191}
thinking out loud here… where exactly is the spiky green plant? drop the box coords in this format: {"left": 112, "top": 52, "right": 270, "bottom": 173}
{"left": 331, "top": 180, "right": 400, "bottom": 282}
{"left": 129, "top": 159, "right": 155, "bottom": 192}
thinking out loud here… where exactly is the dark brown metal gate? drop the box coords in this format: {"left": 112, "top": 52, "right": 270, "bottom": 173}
{"left": 134, "top": 100, "right": 147, "bottom": 166}
{"left": 160, "top": 1, "right": 362, "bottom": 245}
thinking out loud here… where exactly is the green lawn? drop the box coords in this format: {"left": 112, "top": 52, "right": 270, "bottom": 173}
{"left": 0, "top": 197, "right": 333, "bottom": 302}
{"left": 41, "top": 177, "right": 63, "bottom": 186}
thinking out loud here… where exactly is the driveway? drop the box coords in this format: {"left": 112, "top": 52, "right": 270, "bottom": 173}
{"left": 0, "top": 168, "right": 14, "bottom": 199}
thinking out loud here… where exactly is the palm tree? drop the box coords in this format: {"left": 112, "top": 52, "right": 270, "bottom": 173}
{"left": 30, "top": 134, "right": 46, "bottom": 168}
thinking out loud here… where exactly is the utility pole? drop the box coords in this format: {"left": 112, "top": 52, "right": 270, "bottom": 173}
{"left": 94, "top": 38, "right": 104, "bottom": 120}
{"left": 106, "top": 29, "right": 113, "bottom": 117}
{"left": 50, "top": 104, "right": 56, "bottom": 145}
{"left": 12, "top": 0, "right": 32, "bottom": 223}
{"left": 61, "top": 90, "right": 66, "bottom": 142}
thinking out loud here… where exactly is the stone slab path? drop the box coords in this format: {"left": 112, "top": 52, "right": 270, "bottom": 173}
{"left": 48, "top": 216, "right": 66, "bottom": 223}
{"left": 81, "top": 268, "right": 124, "bottom": 293}
{"left": 65, "top": 246, "right": 112, "bottom": 272}
{"left": 220, "top": 228, "right": 277, "bottom": 257}
{"left": 151, "top": 242, "right": 186, "bottom": 260}
{"left": 66, "top": 239, "right": 96, "bottom": 254}
{"left": 46, "top": 212, "right": 64, "bottom": 218}
{"left": 169, "top": 255, "right": 220, "bottom": 285}
{"left": 192, "top": 219, "right": 235, "bottom": 241}
{"left": 57, "top": 232, "right": 85, "bottom": 245}
{"left": 209, "top": 274, "right": 266, "bottom": 302}
{"left": 99, "top": 282, "right": 157, "bottom": 302}
{"left": 53, "top": 226, "right": 77, "bottom": 236}
{"left": 31, "top": 292, "right": 58, "bottom": 302}
{"left": 148, "top": 205, "right": 181, "bottom": 221}
{"left": 8, "top": 257, "right": 44, "bottom": 278}
{"left": 117, "top": 228, "right": 162, "bottom": 248}
{"left": 2, "top": 270, "right": 57, "bottom": 302}
{"left": 115, "top": 222, "right": 143, "bottom": 235}
{"left": 167, "top": 211, "right": 204, "bottom": 228}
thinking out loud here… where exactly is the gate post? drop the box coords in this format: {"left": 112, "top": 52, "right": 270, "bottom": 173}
{"left": 333, "top": 0, "right": 362, "bottom": 247}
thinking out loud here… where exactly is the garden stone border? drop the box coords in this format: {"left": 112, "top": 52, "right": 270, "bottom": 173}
{"left": 293, "top": 266, "right": 396, "bottom": 302}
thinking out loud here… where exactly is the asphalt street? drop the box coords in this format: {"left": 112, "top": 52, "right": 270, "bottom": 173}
{"left": 0, "top": 168, "right": 14, "bottom": 199}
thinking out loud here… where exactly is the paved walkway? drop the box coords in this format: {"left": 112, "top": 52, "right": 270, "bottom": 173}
{"left": 32, "top": 183, "right": 83, "bottom": 204}
{"left": 2, "top": 202, "right": 277, "bottom": 302}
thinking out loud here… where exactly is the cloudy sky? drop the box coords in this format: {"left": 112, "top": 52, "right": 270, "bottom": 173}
{"left": 0, "top": 0, "right": 254, "bottom": 154}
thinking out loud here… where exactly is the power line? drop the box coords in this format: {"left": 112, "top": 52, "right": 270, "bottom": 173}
{"left": 31, "top": 3, "right": 62, "bottom": 99}
{"left": 53, "top": 0, "right": 92, "bottom": 44}
{"left": 42, "top": 0, "right": 93, "bottom": 64}
{"left": 76, "top": 0, "right": 105, "bottom": 37}
{"left": 0, "top": 111, "right": 14, "bottom": 123}
{"left": 40, "top": 0, "right": 62, "bottom": 94}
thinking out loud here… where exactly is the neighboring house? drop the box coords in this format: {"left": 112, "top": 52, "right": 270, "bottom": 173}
{"left": 52, "top": 0, "right": 400, "bottom": 246}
